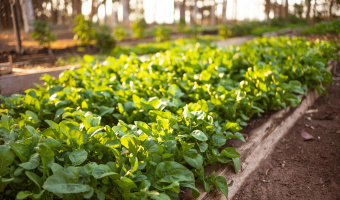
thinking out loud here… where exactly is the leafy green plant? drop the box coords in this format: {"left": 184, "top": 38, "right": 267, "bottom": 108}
{"left": 132, "top": 18, "right": 147, "bottom": 39}
{"left": 113, "top": 25, "right": 129, "bottom": 42}
{"left": 73, "top": 14, "right": 96, "bottom": 45}
{"left": 154, "top": 26, "right": 172, "bottom": 42}
{"left": 301, "top": 20, "right": 340, "bottom": 35}
{"left": 95, "top": 25, "right": 116, "bottom": 54}
{"left": 0, "top": 37, "right": 337, "bottom": 200}
{"left": 230, "top": 22, "right": 254, "bottom": 36}
{"left": 112, "top": 37, "right": 217, "bottom": 56}
{"left": 185, "top": 24, "right": 201, "bottom": 38}
{"left": 30, "top": 20, "right": 56, "bottom": 48}
{"left": 218, "top": 25, "right": 231, "bottom": 39}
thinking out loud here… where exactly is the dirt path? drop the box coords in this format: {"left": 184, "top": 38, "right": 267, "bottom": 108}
{"left": 234, "top": 63, "right": 340, "bottom": 200}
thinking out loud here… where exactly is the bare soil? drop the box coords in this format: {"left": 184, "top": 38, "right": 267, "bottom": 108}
{"left": 233, "top": 63, "right": 340, "bottom": 200}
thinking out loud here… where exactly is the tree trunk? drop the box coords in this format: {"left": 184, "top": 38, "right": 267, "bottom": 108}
{"left": 72, "top": 0, "right": 82, "bottom": 16}
{"left": 104, "top": 1, "right": 107, "bottom": 25}
{"left": 121, "top": 0, "right": 130, "bottom": 26}
{"left": 265, "top": 0, "right": 271, "bottom": 19}
{"left": 210, "top": 2, "right": 216, "bottom": 26}
{"left": 11, "top": 0, "right": 23, "bottom": 53}
{"left": 329, "top": 0, "right": 334, "bottom": 18}
{"left": 306, "top": 0, "right": 311, "bottom": 21}
{"left": 190, "top": 0, "right": 197, "bottom": 25}
{"left": 20, "top": 0, "right": 35, "bottom": 33}
{"left": 90, "top": 0, "right": 96, "bottom": 21}
{"left": 180, "top": 0, "right": 186, "bottom": 22}
{"left": 313, "top": 0, "right": 317, "bottom": 18}
{"left": 285, "top": 0, "right": 289, "bottom": 17}
{"left": 222, "top": 0, "right": 227, "bottom": 23}
{"left": 112, "top": 2, "right": 119, "bottom": 26}
{"left": 90, "top": 0, "right": 106, "bottom": 22}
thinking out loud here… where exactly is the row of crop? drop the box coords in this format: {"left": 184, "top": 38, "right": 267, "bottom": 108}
{"left": 56, "top": 38, "right": 219, "bottom": 66}
{"left": 0, "top": 37, "right": 337, "bottom": 200}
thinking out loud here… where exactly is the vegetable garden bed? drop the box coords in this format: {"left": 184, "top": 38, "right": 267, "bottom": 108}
{"left": 0, "top": 36, "right": 253, "bottom": 96}
{"left": 0, "top": 37, "right": 338, "bottom": 200}
{"left": 195, "top": 59, "right": 338, "bottom": 200}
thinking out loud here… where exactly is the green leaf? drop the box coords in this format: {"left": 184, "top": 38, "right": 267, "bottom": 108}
{"left": 93, "top": 164, "right": 120, "bottom": 179}
{"left": 69, "top": 149, "right": 88, "bottom": 166}
{"left": 168, "top": 84, "right": 184, "bottom": 98}
{"left": 96, "top": 190, "right": 105, "bottom": 200}
{"left": 83, "top": 187, "right": 94, "bottom": 199}
{"left": 84, "top": 163, "right": 98, "bottom": 175}
{"left": 150, "top": 192, "right": 171, "bottom": 200}
{"left": 120, "top": 136, "right": 137, "bottom": 156}
{"left": 190, "top": 130, "right": 208, "bottom": 141}
{"left": 198, "top": 142, "right": 208, "bottom": 152}
{"left": 19, "top": 153, "right": 40, "bottom": 170}
{"left": 0, "top": 145, "right": 15, "bottom": 176}
{"left": 43, "top": 172, "right": 91, "bottom": 194}
{"left": 183, "top": 151, "right": 203, "bottom": 170}
{"left": 68, "top": 130, "right": 85, "bottom": 148}
{"left": 45, "top": 120, "right": 59, "bottom": 131}
{"left": 232, "top": 158, "right": 240, "bottom": 174}
{"left": 159, "top": 180, "right": 180, "bottom": 193}
{"left": 214, "top": 176, "right": 228, "bottom": 198}
{"left": 25, "top": 171, "right": 43, "bottom": 190}
{"left": 32, "top": 190, "right": 45, "bottom": 199}
{"left": 155, "top": 161, "right": 194, "bottom": 183}
{"left": 26, "top": 111, "right": 40, "bottom": 123}
{"left": 37, "top": 143, "right": 55, "bottom": 168}
{"left": 212, "top": 134, "right": 227, "bottom": 147}
{"left": 51, "top": 163, "right": 64, "bottom": 174}
{"left": 234, "top": 132, "right": 246, "bottom": 142}
{"left": 114, "top": 177, "right": 137, "bottom": 190}
{"left": 222, "top": 122, "right": 240, "bottom": 132}
{"left": 16, "top": 191, "right": 30, "bottom": 200}
{"left": 10, "top": 143, "right": 29, "bottom": 162}
{"left": 135, "top": 121, "right": 152, "bottom": 135}
{"left": 221, "top": 147, "right": 240, "bottom": 158}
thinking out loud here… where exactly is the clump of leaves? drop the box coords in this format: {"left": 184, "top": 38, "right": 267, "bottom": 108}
{"left": 301, "top": 20, "right": 340, "bottom": 35}
{"left": 185, "top": 24, "right": 201, "bottom": 38}
{"left": 30, "top": 20, "right": 56, "bottom": 48}
{"left": 113, "top": 25, "right": 129, "bottom": 42}
{"left": 95, "top": 25, "right": 116, "bottom": 54}
{"left": 132, "top": 18, "right": 147, "bottom": 39}
{"left": 218, "top": 25, "right": 231, "bottom": 39}
{"left": 73, "top": 14, "right": 96, "bottom": 45}
{"left": 154, "top": 26, "right": 172, "bottom": 42}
